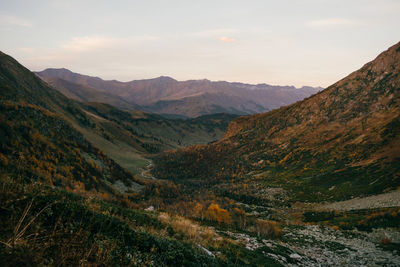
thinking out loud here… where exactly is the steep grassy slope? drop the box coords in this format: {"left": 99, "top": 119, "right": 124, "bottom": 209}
{"left": 153, "top": 42, "right": 400, "bottom": 202}
{"left": 0, "top": 51, "right": 144, "bottom": 194}
{"left": 37, "top": 68, "right": 321, "bottom": 117}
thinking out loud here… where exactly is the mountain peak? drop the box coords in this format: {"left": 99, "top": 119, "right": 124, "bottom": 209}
{"left": 151, "top": 76, "right": 178, "bottom": 83}
{"left": 157, "top": 75, "right": 176, "bottom": 80}
{"left": 362, "top": 41, "right": 400, "bottom": 74}
{"left": 39, "top": 67, "right": 74, "bottom": 75}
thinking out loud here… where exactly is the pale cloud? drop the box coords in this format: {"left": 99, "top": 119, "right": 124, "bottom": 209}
{"left": 218, "top": 36, "right": 236, "bottom": 43}
{"left": 0, "top": 15, "right": 32, "bottom": 27}
{"left": 61, "top": 36, "right": 120, "bottom": 52}
{"left": 306, "top": 18, "right": 361, "bottom": 28}
{"left": 21, "top": 35, "right": 161, "bottom": 73}
{"left": 60, "top": 35, "right": 160, "bottom": 52}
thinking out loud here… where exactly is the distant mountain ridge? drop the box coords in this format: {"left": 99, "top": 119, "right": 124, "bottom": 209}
{"left": 36, "top": 68, "right": 322, "bottom": 117}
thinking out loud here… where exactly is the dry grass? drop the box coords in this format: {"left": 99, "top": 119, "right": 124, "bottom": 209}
{"left": 158, "top": 212, "right": 232, "bottom": 247}
{"left": 1, "top": 198, "right": 53, "bottom": 248}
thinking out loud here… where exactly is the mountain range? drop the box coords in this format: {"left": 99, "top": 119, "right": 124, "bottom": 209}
{"left": 36, "top": 68, "right": 322, "bottom": 117}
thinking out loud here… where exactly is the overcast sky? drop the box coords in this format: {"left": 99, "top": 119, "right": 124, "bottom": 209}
{"left": 0, "top": 0, "right": 399, "bottom": 87}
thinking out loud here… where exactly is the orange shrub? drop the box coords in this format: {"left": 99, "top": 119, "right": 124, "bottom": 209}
{"left": 0, "top": 153, "right": 8, "bottom": 166}
{"left": 205, "top": 203, "right": 231, "bottom": 224}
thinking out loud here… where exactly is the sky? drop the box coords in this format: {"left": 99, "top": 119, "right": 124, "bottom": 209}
{"left": 0, "top": 0, "right": 399, "bottom": 87}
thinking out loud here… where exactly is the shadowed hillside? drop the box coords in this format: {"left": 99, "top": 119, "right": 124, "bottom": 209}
{"left": 0, "top": 51, "right": 146, "bottom": 195}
